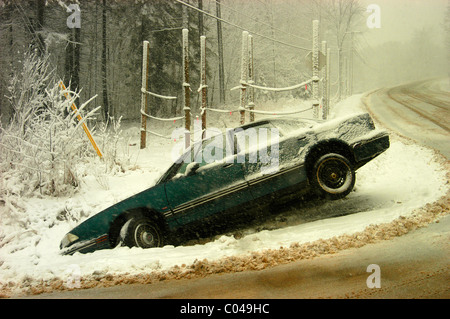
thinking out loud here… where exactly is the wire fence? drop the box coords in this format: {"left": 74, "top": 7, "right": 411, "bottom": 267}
{"left": 140, "top": 21, "right": 331, "bottom": 149}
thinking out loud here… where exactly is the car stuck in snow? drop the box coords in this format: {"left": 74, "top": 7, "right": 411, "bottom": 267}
{"left": 60, "top": 113, "right": 389, "bottom": 255}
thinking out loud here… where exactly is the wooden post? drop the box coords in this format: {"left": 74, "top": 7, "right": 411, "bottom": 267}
{"left": 248, "top": 34, "right": 255, "bottom": 122}
{"left": 240, "top": 31, "right": 249, "bottom": 125}
{"left": 321, "top": 41, "right": 328, "bottom": 120}
{"left": 140, "top": 41, "right": 150, "bottom": 149}
{"left": 182, "top": 28, "right": 191, "bottom": 149}
{"left": 347, "top": 55, "right": 351, "bottom": 97}
{"left": 200, "top": 35, "right": 207, "bottom": 139}
{"left": 344, "top": 56, "right": 349, "bottom": 97}
{"left": 312, "top": 20, "right": 320, "bottom": 119}
{"left": 326, "top": 47, "right": 331, "bottom": 119}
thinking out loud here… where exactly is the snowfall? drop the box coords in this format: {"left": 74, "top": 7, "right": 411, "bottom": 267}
{"left": 1, "top": 93, "right": 449, "bottom": 297}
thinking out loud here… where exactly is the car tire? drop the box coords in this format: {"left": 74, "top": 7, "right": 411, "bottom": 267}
{"left": 120, "top": 216, "right": 164, "bottom": 249}
{"left": 311, "top": 153, "right": 355, "bottom": 200}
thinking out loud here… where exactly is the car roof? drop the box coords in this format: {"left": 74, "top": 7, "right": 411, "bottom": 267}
{"left": 237, "top": 116, "right": 320, "bottom": 130}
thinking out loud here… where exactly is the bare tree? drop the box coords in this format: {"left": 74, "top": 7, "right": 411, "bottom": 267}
{"left": 313, "top": 0, "right": 365, "bottom": 100}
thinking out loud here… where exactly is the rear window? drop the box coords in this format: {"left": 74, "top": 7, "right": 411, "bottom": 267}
{"left": 272, "top": 119, "right": 314, "bottom": 134}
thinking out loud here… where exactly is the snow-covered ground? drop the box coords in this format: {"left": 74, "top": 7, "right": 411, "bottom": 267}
{"left": 0, "top": 95, "right": 448, "bottom": 297}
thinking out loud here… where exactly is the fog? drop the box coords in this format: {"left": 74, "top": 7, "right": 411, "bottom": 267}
{"left": 355, "top": 0, "right": 449, "bottom": 91}
{"left": 269, "top": 0, "right": 450, "bottom": 93}
{"left": 360, "top": 0, "right": 448, "bottom": 45}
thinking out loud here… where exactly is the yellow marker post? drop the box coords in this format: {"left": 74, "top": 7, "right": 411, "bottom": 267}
{"left": 59, "top": 81, "right": 103, "bottom": 159}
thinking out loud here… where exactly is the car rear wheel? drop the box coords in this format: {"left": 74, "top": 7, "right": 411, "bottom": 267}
{"left": 311, "top": 153, "right": 355, "bottom": 200}
{"left": 120, "top": 216, "right": 164, "bottom": 249}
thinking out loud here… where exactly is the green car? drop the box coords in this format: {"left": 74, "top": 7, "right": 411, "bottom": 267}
{"left": 60, "top": 113, "right": 389, "bottom": 255}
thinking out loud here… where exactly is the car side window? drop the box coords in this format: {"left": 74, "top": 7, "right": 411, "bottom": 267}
{"left": 235, "top": 123, "right": 280, "bottom": 156}
{"left": 173, "top": 135, "right": 227, "bottom": 178}
{"left": 170, "top": 123, "right": 281, "bottom": 179}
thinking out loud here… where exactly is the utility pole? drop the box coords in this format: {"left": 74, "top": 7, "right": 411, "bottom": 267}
{"left": 216, "top": 0, "right": 225, "bottom": 104}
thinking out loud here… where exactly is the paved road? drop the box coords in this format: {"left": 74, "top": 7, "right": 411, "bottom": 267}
{"left": 23, "top": 79, "right": 450, "bottom": 301}
{"left": 25, "top": 215, "right": 450, "bottom": 299}
{"left": 362, "top": 78, "right": 450, "bottom": 159}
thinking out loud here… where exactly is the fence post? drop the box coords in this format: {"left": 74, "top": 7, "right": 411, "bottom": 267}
{"left": 312, "top": 20, "right": 320, "bottom": 119}
{"left": 343, "top": 56, "right": 348, "bottom": 97}
{"left": 200, "top": 35, "right": 207, "bottom": 139}
{"left": 321, "top": 40, "right": 328, "bottom": 120}
{"left": 347, "top": 55, "right": 351, "bottom": 97}
{"left": 326, "top": 47, "right": 331, "bottom": 119}
{"left": 182, "top": 28, "right": 191, "bottom": 149}
{"left": 240, "top": 31, "right": 249, "bottom": 125}
{"left": 248, "top": 34, "right": 255, "bottom": 122}
{"left": 140, "top": 40, "right": 150, "bottom": 149}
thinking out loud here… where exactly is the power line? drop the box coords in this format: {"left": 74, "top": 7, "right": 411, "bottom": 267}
{"left": 211, "top": 0, "right": 311, "bottom": 43}
{"left": 174, "top": 0, "right": 311, "bottom": 51}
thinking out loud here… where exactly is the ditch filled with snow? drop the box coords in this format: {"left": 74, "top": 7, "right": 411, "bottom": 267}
{"left": 1, "top": 95, "right": 448, "bottom": 297}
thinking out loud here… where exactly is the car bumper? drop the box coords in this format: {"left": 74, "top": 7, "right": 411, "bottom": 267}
{"left": 60, "top": 234, "right": 110, "bottom": 255}
{"left": 352, "top": 132, "right": 390, "bottom": 166}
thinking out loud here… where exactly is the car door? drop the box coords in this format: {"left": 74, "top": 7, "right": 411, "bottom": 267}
{"left": 237, "top": 122, "right": 308, "bottom": 201}
{"left": 164, "top": 134, "right": 252, "bottom": 226}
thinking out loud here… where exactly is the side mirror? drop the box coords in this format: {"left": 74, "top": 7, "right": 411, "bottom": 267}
{"left": 185, "top": 162, "right": 200, "bottom": 176}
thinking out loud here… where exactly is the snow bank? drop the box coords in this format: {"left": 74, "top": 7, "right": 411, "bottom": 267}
{"left": 436, "top": 77, "right": 450, "bottom": 92}
{"left": 0, "top": 95, "right": 448, "bottom": 297}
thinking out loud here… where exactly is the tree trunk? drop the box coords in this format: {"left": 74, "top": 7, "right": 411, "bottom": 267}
{"left": 198, "top": 0, "right": 204, "bottom": 36}
{"left": 216, "top": 0, "right": 225, "bottom": 104}
{"left": 102, "top": 0, "right": 110, "bottom": 121}
{"left": 35, "top": 0, "right": 45, "bottom": 55}
{"left": 64, "top": 31, "right": 73, "bottom": 83}
{"left": 64, "top": 27, "right": 80, "bottom": 106}
{"left": 73, "top": 28, "right": 81, "bottom": 105}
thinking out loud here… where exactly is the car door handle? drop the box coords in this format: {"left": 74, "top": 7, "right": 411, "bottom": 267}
{"left": 222, "top": 163, "right": 234, "bottom": 168}
{"left": 297, "top": 136, "right": 306, "bottom": 141}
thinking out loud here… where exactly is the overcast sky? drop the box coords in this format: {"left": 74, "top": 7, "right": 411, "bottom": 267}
{"left": 359, "top": 0, "right": 448, "bottom": 45}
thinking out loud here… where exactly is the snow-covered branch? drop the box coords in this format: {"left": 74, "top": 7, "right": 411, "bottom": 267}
{"left": 0, "top": 51, "right": 100, "bottom": 196}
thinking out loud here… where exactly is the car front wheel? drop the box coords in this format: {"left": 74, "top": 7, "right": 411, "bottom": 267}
{"left": 120, "top": 216, "right": 164, "bottom": 249}
{"left": 311, "top": 153, "right": 355, "bottom": 200}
